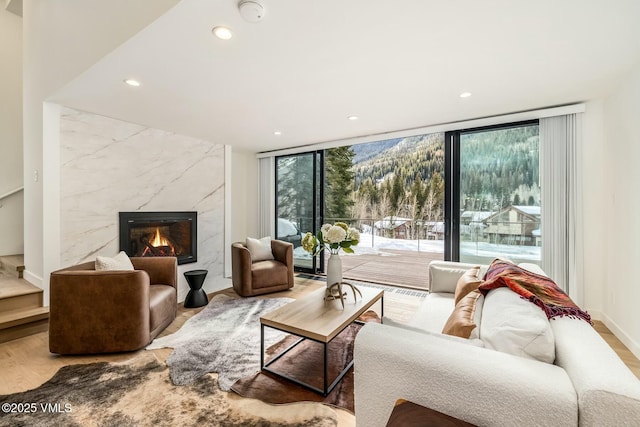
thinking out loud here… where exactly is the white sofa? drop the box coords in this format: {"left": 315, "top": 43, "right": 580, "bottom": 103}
{"left": 354, "top": 261, "right": 640, "bottom": 427}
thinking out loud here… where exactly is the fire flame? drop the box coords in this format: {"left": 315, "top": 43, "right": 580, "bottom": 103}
{"left": 140, "top": 227, "right": 176, "bottom": 257}
{"left": 151, "top": 227, "right": 170, "bottom": 247}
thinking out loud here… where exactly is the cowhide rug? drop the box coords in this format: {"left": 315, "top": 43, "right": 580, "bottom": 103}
{"left": 147, "top": 294, "right": 293, "bottom": 390}
{"left": 0, "top": 353, "right": 338, "bottom": 427}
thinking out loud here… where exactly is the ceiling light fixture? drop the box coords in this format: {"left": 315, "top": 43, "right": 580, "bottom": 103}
{"left": 212, "top": 26, "right": 233, "bottom": 40}
{"left": 459, "top": 92, "right": 472, "bottom": 98}
{"left": 347, "top": 115, "right": 359, "bottom": 121}
{"left": 124, "top": 79, "right": 141, "bottom": 87}
{"left": 274, "top": 131, "right": 282, "bottom": 136}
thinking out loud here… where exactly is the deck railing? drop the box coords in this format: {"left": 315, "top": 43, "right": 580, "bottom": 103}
{"left": 286, "top": 216, "right": 540, "bottom": 249}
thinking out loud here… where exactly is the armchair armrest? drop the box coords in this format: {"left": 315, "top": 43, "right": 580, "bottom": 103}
{"left": 49, "top": 269, "right": 151, "bottom": 354}
{"left": 271, "top": 239, "right": 293, "bottom": 264}
{"left": 271, "top": 239, "right": 294, "bottom": 286}
{"left": 354, "top": 323, "right": 578, "bottom": 427}
{"left": 131, "top": 256, "right": 177, "bottom": 289}
{"left": 231, "top": 243, "right": 253, "bottom": 293}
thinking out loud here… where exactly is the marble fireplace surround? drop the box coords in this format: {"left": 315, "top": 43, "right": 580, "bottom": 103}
{"left": 59, "top": 107, "right": 227, "bottom": 301}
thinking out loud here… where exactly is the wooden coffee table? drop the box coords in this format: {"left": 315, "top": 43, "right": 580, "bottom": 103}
{"left": 260, "top": 285, "right": 383, "bottom": 396}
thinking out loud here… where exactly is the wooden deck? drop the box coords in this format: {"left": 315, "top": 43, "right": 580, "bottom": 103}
{"left": 326, "top": 249, "right": 444, "bottom": 290}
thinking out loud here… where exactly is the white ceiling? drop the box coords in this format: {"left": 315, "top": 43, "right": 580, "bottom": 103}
{"left": 51, "top": 0, "right": 640, "bottom": 153}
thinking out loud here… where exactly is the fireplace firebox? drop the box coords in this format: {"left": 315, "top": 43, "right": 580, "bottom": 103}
{"left": 119, "top": 211, "right": 197, "bottom": 265}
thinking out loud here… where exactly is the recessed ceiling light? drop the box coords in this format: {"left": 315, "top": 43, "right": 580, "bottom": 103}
{"left": 124, "top": 79, "right": 141, "bottom": 87}
{"left": 459, "top": 92, "right": 472, "bottom": 98}
{"left": 212, "top": 26, "right": 233, "bottom": 40}
{"left": 273, "top": 131, "right": 282, "bottom": 136}
{"left": 347, "top": 115, "right": 359, "bottom": 121}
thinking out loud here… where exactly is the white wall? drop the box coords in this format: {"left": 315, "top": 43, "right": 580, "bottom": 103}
{"left": 599, "top": 64, "right": 640, "bottom": 358}
{"left": 22, "top": 0, "right": 179, "bottom": 289}
{"left": 230, "top": 149, "right": 260, "bottom": 245}
{"left": 228, "top": 148, "right": 260, "bottom": 277}
{"left": 0, "top": 8, "right": 23, "bottom": 256}
{"left": 57, "top": 107, "right": 228, "bottom": 302}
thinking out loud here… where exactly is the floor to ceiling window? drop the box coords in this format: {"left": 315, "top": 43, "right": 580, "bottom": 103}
{"left": 273, "top": 120, "right": 541, "bottom": 284}
{"left": 275, "top": 151, "right": 323, "bottom": 272}
{"left": 275, "top": 135, "right": 446, "bottom": 286}
{"left": 446, "top": 121, "right": 541, "bottom": 266}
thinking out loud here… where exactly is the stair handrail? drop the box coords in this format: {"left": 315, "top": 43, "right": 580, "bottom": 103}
{"left": 0, "top": 186, "right": 24, "bottom": 202}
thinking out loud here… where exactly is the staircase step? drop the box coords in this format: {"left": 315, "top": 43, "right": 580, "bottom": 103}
{"left": 0, "top": 278, "right": 43, "bottom": 313}
{"left": 0, "top": 306, "right": 49, "bottom": 330}
{"left": 0, "top": 307, "right": 49, "bottom": 344}
{"left": 0, "top": 254, "right": 25, "bottom": 279}
{"left": 0, "top": 273, "right": 48, "bottom": 343}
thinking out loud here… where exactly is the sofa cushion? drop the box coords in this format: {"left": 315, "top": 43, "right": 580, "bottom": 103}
{"left": 384, "top": 317, "right": 484, "bottom": 347}
{"left": 251, "top": 260, "right": 288, "bottom": 288}
{"left": 409, "top": 292, "right": 456, "bottom": 333}
{"left": 442, "top": 289, "right": 484, "bottom": 339}
{"left": 246, "top": 236, "right": 275, "bottom": 262}
{"left": 480, "top": 288, "right": 555, "bottom": 364}
{"left": 429, "top": 261, "right": 486, "bottom": 293}
{"left": 454, "top": 266, "right": 482, "bottom": 304}
{"left": 95, "top": 251, "right": 134, "bottom": 271}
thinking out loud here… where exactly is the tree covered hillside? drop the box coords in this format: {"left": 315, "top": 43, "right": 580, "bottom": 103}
{"left": 461, "top": 125, "right": 539, "bottom": 211}
{"left": 327, "top": 125, "right": 540, "bottom": 231}
{"left": 352, "top": 133, "right": 444, "bottom": 188}
{"left": 342, "top": 133, "right": 445, "bottom": 225}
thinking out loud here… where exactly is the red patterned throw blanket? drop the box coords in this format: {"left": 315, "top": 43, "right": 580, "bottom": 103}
{"left": 479, "top": 259, "right": 592, "bottom": 325}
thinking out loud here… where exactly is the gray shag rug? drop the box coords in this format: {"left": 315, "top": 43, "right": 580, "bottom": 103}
{"left": 147, "top": 294, "right": 294, "bottom": 390}
{"left": 0, "top": 352, "right": 338, "bottom": 427}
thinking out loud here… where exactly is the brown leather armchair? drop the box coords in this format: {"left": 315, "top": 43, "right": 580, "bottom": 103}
{"left": 49, "top": 256, "right": 177, "bottom": 354}
{"left": 231, "top": 239, "right": 294, "bottom": 297}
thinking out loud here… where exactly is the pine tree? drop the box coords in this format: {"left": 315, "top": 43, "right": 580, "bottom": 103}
{"left": 411, "top": 173, "right": 426, "bottom": 212}
{"left": 276, "top": 155, "right": 315, "bottom": 232}
{"left": 390, "top": 174, "right": 405, "bottom": 214}
{"left": 325, "top": 147, "right": 355, "bottom": 221}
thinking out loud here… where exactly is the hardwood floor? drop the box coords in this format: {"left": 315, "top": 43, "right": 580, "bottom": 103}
{"left": 0, "top": 275, "right": 638, "bottom": 427}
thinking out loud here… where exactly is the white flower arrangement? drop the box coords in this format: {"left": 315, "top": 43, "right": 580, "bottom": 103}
{"left": 302, "top": 222, "right": 360, "bottom": 255}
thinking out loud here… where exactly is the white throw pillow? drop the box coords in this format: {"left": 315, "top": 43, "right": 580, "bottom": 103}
{"left": 95, "top": 251, "right": 134, "bottom": 271}
{"left": 246, "top": 236, "right": 274, "bottom": 262}
{"left": 480, "top": 288, "right": 555, "bottom": 364}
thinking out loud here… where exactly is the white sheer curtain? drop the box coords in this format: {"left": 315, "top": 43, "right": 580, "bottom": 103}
{"left": 540, "top": 114, "right": 583, "bottom": 305}
{"left": 258, "top": 156, "right": 275, "bottom": 238}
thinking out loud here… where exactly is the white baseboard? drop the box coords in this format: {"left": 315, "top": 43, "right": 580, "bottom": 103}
{"left": 23, "top": 270, "right": 43, "bottom": 287}
{"left": 599, "top": 312, "right": 640, "bottom": 360}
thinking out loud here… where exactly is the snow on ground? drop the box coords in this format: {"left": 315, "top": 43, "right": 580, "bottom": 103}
{"left": 293, "top": 232, "right": 541, "bottom": 262}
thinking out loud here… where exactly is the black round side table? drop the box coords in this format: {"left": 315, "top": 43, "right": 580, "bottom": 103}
{"left": 184, "top": 269, "right": 209, "bottom": 308}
